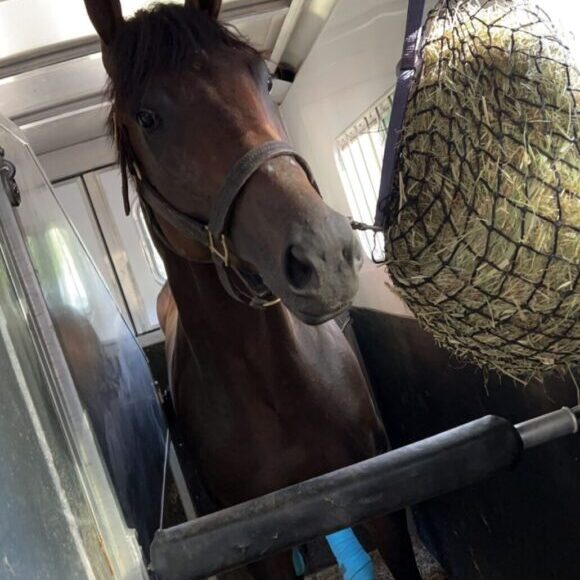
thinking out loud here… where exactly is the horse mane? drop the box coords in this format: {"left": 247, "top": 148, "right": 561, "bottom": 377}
{"left": 106, "top": 3, "right": 259, "bottom": 213}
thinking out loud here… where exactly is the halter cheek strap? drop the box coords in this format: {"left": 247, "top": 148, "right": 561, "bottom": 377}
{"left": 134, "top": 140, "right": 321, "bottom": 308}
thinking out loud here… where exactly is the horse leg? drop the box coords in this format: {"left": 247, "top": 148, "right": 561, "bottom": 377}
{"left": 246, "top": 551, "right": 298, "bottom": 580}
{"left": 363, "top": 510, "right": 423, "bottom": 580}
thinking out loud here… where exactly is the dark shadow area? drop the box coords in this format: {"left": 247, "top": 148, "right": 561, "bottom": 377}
{"left": 351, "top": 307, "right": 580, "bottom": 580}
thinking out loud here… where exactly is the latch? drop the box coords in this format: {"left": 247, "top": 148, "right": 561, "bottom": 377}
{"left": 0, "top": 146, "right": 21, "bottom": 207}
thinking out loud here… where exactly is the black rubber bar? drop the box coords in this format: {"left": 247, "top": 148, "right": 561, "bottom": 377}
{"left": 151, "top": 416, "right": 522, "bottom": 580}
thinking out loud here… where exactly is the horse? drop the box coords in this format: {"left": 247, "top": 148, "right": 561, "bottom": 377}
{"left": 83, "top": 1, "right": 422, "bottom": 578}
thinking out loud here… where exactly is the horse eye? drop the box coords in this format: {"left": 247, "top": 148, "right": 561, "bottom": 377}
{"left": 136, "top": 109, "right": 159, "bottom": 131}
{"left": 267, "top": 75, "right": 274, "bottom": 93}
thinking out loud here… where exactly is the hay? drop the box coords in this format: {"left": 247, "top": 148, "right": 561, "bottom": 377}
{"left": 384, "top": 0, "right": 580, "bottom": 380}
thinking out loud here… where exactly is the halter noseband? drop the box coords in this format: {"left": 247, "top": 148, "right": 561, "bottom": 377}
{"left": 133, "top": 140, "right": 321, "bottom": 308}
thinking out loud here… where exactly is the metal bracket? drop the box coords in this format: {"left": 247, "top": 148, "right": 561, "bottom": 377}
{"left": 0, "top": 146, "right": 21, "bottom": 206}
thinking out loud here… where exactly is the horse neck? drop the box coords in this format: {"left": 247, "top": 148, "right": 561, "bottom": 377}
{"left": 160, "top": 246, "right": 298, "bottom": 362}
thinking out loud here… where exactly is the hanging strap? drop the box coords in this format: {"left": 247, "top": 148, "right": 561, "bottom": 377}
{"left": 374, "top": 0, "right": 426, "bottom": 227}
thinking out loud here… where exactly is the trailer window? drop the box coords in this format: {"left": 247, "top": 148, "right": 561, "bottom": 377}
{"left": 133, "top": 198, "right": 167, "bottom": 285}
{"left": 335, "top": 91, "right": 393, "bottom": 260}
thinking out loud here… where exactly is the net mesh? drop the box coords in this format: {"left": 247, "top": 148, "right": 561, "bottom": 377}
{"left": 382, "top": 0, "right": 580, "bottom": 381}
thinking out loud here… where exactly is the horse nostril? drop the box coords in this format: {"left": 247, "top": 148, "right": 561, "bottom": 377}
{"left": 285, "top": 246, "right": 314, "bottom": 291}
{"left": 342, "top": 246, "right": 352, "bottom": 264}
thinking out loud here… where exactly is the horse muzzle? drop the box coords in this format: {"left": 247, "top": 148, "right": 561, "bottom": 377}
{"left": 276, "top": 218, "right": 364, "bottom": 325}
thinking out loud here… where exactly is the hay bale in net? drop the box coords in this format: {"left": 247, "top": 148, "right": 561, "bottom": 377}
{"left": 384, "top": 0, "right": 580, "bottom": 380}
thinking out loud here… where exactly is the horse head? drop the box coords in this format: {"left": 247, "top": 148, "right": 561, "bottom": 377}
{"left": 84, "top": 0, "right": 363, "bottom": 324}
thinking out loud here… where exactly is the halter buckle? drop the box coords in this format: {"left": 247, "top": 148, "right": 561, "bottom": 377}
{"left": 206, "top": 230, "right": 230, "bottom": 267}
{"left": 252, "top": 296, "right": 282, "bottom": 309}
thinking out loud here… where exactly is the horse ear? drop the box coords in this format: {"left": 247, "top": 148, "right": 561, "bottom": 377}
{"left": 84, "top": 0, "right": 124, "bottom": 46}
{"left": 185, "top": 0, "right": 222, "bottom": 19}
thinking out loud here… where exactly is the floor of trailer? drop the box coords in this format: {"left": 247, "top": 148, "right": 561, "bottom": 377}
{"left": 308, "top": 539, "right": 447, "bottom": 580}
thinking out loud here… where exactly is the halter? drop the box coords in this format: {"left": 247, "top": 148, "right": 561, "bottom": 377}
{"left": 132, "top": 140, "right": 321, "bottom": 308}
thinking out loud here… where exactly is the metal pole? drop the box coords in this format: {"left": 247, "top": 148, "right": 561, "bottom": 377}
{"left": 151, "top": 408, "right": 579, "bottom": 580}
{"left": 151, "top": 416, "right": 522, "bottom": 580}
{"left": 516, "top": 406, "right": 579, "bottom": 449}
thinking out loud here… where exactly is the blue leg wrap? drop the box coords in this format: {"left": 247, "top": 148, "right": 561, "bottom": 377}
{"left": 292, "top": 547, "right": 306, "bottom": 577}
{"left": 326, "top": 528, "right": 374, "bottom": 580}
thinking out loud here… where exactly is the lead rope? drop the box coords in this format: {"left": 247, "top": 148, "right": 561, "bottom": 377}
{"left": 350, "top": 219, "right": 386, "bottom": 264}
{"left": 350, "top": 219, "right": 383, "bottom": 233}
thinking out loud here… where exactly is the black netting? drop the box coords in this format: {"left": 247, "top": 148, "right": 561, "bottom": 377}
{"left": 381, "top": 0, "right": 580, "bottom": 380}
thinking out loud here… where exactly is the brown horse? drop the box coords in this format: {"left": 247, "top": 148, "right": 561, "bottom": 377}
{"left": 84, "top": 1, "right": 421, "bottom": 578}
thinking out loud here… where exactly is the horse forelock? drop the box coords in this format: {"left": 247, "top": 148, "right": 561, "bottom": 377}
{"left": 107, "top": 3, "right": 257, "bottom": 107}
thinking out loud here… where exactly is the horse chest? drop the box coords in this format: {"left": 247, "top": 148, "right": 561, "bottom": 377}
{"left": 168, "top": 301, "right": 382, "bottom": 504}
{"left": 191, "top": 404, "right": 376, "bottom": 504}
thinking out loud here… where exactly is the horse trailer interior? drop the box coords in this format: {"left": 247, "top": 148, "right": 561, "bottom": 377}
{"left": 0, "top": 1, "right": 579, "bottom": 579}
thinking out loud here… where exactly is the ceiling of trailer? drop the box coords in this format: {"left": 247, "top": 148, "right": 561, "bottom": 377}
{"left": 0, "top": 0, "right": 337, "bottom": 154}
{"left": 0, "top": 0, "right": 290, "bottom": 64}
{"left": 0, "top": 0, "right": 278, "bottom": 60}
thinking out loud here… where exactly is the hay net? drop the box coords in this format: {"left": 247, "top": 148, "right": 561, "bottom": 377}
{"left": 382, "top": 0, "right": 580, "bottom": 380}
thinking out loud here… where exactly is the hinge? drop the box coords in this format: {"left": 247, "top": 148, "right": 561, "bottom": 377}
{"left": 0, "top": 146, "right": 21, "bottom": 207}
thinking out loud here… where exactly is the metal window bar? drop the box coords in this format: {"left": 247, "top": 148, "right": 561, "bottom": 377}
{"left": 345, "top": 143, "right": 374, "bottom": 222}
{"left": 336, "top": 147, "right": 375, "bottom": 256}
{"left": 349, "top": 141, "right": 380, "bottom": 256}
{"left": 335, "top": 91, "right": 394, "bottom": 260}
{"left": 337, "top": 144, "right": 379, "bottom": 258}
{"left": 335, "top": 151, "right": 365, "bottom": 218}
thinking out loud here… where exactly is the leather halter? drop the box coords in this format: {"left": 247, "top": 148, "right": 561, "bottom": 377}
{"left": 134, "top": 140, "right": 321, "bottom": 308}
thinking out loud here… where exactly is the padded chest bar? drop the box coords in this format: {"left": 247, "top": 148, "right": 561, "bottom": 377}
{"left": 150, "top": 408, "right": 579, "bottom": 580}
